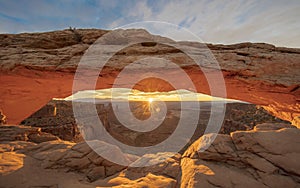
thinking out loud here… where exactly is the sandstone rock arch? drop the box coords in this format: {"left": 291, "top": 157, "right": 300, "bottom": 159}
{"left": 0, "top": 29, "right": 299, "bottom": 127}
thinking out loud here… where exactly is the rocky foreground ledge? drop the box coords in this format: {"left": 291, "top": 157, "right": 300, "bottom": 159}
{"left": 0, "top": 123, "right": 299, "bottom": 187}
{"left": 0, "top": 29, "right": 299, "bottom": 126}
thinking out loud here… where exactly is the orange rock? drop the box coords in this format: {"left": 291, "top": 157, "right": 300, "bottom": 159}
{"left": 0, "top": 29, "right": 299, "bottom": 127}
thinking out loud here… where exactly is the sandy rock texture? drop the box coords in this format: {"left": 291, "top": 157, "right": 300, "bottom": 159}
{"left": 181, "top": 123, "right": 300, "bottom": 188}
{"left": 0, "top": 124, "right": 180, "bottom": 187}
{"left": 0, "top": 123, "right": 299, "bottom": 187}
{"left": 0, "top": 29, "right": 299, "bottom": 126}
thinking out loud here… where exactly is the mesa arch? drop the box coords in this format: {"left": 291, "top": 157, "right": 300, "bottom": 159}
{"left": 0, "top": 29, "right": 299, "bottom": 126}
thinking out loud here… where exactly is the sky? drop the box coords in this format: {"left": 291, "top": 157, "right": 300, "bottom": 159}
{"left": 0, "top": 0, "right": 300, "bottom": 47}
{"left": 64, "top": 88, "right": 240, "bottom": 102}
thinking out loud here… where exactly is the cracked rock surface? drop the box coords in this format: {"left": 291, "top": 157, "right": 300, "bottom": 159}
{"left": 181, "top": 123, "right": 300, "bottom": 188}
{"left": 0, "top": 123, "right": 299, "bottom": 187}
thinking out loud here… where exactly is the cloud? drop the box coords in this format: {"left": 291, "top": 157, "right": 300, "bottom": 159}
{"left": 128, "top": 1, "right": 152, "bottom": 19}
{"left": 143, "top": 1, "right": 300, "bottom": 47}
{"left": 0, "top": 0, "right": 299, "bottom": 47}
{"left": 107, "top": 0, "right": 300, "bottom": 47}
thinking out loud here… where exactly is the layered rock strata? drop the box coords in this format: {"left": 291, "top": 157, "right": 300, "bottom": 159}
{"left": 0, "top": 29, "right": 299, "bottom": 126}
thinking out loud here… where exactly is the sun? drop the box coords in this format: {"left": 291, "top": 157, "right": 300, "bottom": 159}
{"left": 148, "top": 98, "right": 153, "bottom": 103}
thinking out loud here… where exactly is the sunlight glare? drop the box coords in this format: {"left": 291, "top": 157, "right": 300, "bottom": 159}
{"left": 148, "top": 98, "right": 153, "bottom": 103}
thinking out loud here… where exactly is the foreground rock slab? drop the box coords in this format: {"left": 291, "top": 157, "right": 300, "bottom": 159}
{"left": 0, "top": 123, "right": 299, "bottom": 187}
{"left": 181, "top": 123, "right": 300, "bottom": 188}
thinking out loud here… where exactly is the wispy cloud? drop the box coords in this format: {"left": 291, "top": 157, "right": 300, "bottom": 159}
{"left": 0, "top": 0, "right": 299, "bottom": 47}
{"left": 112, "top": 0, "right": 300, "bottom": 47}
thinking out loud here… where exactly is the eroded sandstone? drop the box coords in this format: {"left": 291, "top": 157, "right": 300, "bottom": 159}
{"left": 0, "top": 29, "right": 299, "bottom": 126}
{"left": 0, "top": 28, "right": 299, "bottom": 187}
{"left": 181, "top": 123, "right": 300, "bottom": 188}
{"left": 0, "top": 123, "right": 299, "bottom": 187}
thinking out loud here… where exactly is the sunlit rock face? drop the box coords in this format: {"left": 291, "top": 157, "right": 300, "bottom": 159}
{"left": 0, "top": 123, "right": 299, "bottom": 187}
{"left": 181, "top": 125, "right": 300, "bottom": 188}
{"left": 0, "top": 28, "right": 299, "bottom": 126}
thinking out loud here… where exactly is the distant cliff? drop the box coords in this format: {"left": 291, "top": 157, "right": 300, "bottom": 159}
{"left": 20, "top": 99, "right": 290, "bottom": 144}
